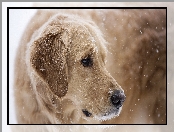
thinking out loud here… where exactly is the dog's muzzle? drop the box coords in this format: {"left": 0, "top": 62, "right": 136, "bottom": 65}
{"left": 82, "top": 89, "right": 126, "bottom": 118}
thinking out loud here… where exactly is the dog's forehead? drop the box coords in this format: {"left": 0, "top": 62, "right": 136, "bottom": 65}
{"left": 66, "top": 22, "right": 107, "bottom": 63}
{"left": 69, "top": 27, "right": 104, "bottom": 58}
{"left": 43, "top": 15, "right": 107, "bottom": 62}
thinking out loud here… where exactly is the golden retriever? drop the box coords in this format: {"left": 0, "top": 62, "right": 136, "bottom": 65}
{"left": 14, "top": 10, "right": 126, "bottom": 124}
{"left": 14, "top": 8, "right": 166, "bottom": 125}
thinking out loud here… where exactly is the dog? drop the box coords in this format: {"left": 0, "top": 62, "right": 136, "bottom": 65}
{"left": 14, "top": 10, "right": 126, "bottom": 124}
{"left": 14, "top": 8, "right": 166, "bottom": 125}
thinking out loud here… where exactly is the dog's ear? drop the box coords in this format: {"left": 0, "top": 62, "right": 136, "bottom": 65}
{"left": 30, "top": 27, "right": 69, "bottom": 98}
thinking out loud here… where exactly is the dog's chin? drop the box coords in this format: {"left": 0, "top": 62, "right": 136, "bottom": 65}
{"left": 94, "top": 107, "right": 122, "bottom": 121}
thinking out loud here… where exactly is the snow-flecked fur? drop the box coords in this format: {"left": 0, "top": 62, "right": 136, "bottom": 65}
{"left": 14, "top": 7, "right": 166, "bottom": 127}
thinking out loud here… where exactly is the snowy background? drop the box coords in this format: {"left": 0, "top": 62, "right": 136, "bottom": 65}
{"left": 2, "top": 2, "right": 174, "bottom": 132}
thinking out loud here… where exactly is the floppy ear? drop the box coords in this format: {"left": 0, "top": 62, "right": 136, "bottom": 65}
{"left": 30, "top": 28, "right": 69, "bottom": 98}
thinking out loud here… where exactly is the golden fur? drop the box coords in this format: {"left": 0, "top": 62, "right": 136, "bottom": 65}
{"left": 14, "top": 10, "right": 125, "bottom": 124}
{"left": 14, "top": 9, "right": 166, "bottom": 124}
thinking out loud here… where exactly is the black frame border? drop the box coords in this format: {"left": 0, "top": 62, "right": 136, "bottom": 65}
{"left": 7, "top": 6, "right": 167, "bottom": 125}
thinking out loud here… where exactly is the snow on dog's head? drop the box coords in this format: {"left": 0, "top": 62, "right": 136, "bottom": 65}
{"left": 29, "top": 14, "right": 126, "bottom": 122}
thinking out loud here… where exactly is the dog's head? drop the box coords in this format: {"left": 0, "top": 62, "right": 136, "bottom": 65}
{"left": 28, "top": 14, "right": 126, "bottom": 122}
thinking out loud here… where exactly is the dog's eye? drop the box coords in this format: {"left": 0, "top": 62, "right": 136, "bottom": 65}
{"left": 81, "top": 56, "right": 93, "bottom": 67}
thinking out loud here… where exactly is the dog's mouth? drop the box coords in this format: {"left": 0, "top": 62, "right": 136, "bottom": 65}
{"left": 82, "top": 106, "right": 122, "bottom": 120}
{"left": 82, "top": 109, "right": 92, "bottom": 117}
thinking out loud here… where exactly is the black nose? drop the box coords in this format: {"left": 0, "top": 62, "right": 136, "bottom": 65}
{"left": 110, "top": 90, "right": 126, "bottom": 108}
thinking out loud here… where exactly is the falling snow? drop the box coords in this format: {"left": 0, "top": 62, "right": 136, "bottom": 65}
{"left": 156, "top": 49, "right": 159, "bottom": 53}
{"left": 6, "top": 3, "right": 174, "bottom": 132}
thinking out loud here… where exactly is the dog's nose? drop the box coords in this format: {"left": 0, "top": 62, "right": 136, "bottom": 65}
{"left": 110, "top": 90, "right": 126, "bottom": 108}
